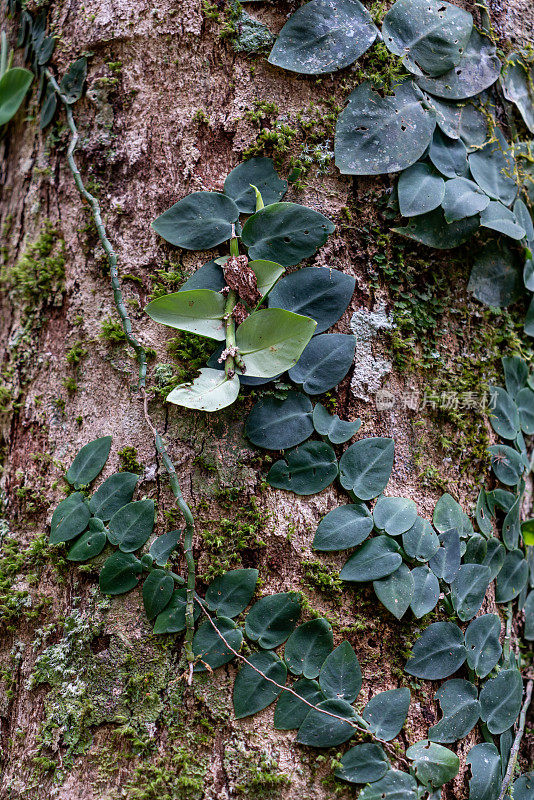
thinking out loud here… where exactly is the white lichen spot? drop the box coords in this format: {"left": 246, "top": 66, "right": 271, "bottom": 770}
{"left": 350, "top": 300, "right": 394, "bottom": 401}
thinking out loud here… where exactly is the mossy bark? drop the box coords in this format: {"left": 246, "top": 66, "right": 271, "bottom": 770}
{"left": 0, "top": 1, "right": 533, "bottom": 798}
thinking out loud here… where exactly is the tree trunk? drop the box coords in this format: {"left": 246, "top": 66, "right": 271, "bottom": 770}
{"left": 0, "top": 1, "right": 532, "bottom": 799}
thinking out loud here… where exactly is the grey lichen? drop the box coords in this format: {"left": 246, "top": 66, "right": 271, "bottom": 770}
{"left": 350, "top": 300, "right": 394, "bottom": 401}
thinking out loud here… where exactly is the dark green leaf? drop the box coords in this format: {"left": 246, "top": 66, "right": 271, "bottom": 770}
{"left": 514, "top": 197, "right": 534, "bottom": 242}
{"left": 516, "top": 387, "right": 534, "bottom": 434}
{"left": 288, "top": 333, "right": 356, "bottom": 395}
{"left": 433, "top": 493, "right": 472, "bottom": 536}
{"left": 268, "top": 266, "right": 355, "bottom": 334}
{"left": 451, "top": 564, "right": 491, "bottom": 621}
{"left": 236, "top": 308, "right": 317, "bottom": 377}
{"left": 145, "top": 289, "right": 226, "bottom": 340}
{"left": 50, "top": 492, "right": 90, "bottom": 544}
{"left": 503, "top": 496, "right": 521, "bottom": 550}
{"left": 313, "top": 503, "right": 373, "bottom": 551}
{"left": 488, "top": 444, "right": 526, "bottom": 485}
{"left": 406, "top": 740, "right": 460, "bottom": 788}
{"left": 0, "top": 67, "right": 33, "bottom": 126}
{"left": 476, "top": 488, "right": 494, "bottom": 536}
{"left": 241, "top": 202, "right": 335, "bottom": 266}
{"left": 402, "top": 517, "right": 440, "bottom": 561}
{"left": 465, "top": 614, "right": 502, "bottom": 678}
{"left": 363, "top": 687, "right": 411, "bottom": 740}
{"left": 99, "top": 551, "right": 142, "bottom": 595}
{"left": 428, "top": 529, "right": 461, "bottom": 583}
{"left": 245, "top": 392, "right": 313, "bottom": 450}
{"left": 319, "top": 641, "right": 361, "bottom": 702}
{"left": 495, "top": 549, "right": 529, "bottom": 602}
{"left": 152, "top": 192, "right": 239, "bottom": 250}
{"left": 268, "top": 0, "right": 377, "bottom": 75}
{"left": 66, "top": 527, "right": 107, "bottom": 562}
{"left": 340, "top": 536, "right": 402, "bottom": 582}
{"left": 245, "top": 592, "right": 301, "bottom": 648}
{"left": 464, "top": 534, "right": 488, "bottom": 564}
{"left": 339, "top": 437, "right": 394, "bottom": 500}
{"left": 480, "top": 202, "right": 526, "bottom": 240}
{"left": 205, "top": 568, "right": 258, "bottom": 618}
{"left": 502, "top": 53, "right": 534, "bottom": 134}
{"left": 40, "top": 81, "right": 57, "bottom": 129}
{"left": 466, "top": 743, "right": 501, "bottom": 800}
{"left": 513, "top": 773, "right": 534, "bottom": 800}
{"left": 442, "top": 177, "right": 490, "bottom": 222}
{"left": 410, "top": 566, "right": 440, "bottom": 617}
{"left": 297, "top": 697, "right": 357, "bottom": 747}
{"left": 479, "top": 668, "right": 523, "bottom": 734}
{"left": 179, "top": 260, "right": 225, "bottom": 293}
{"left": 335, "top": 80, "right": 436, "bottom": 175}
{"left": 267, "top": 441, "right": 338, "bottom": 495}
{"left": 429, "top": 129, "right": 469, "bottom": 178}
{"left": 359, "top": 771, "right": 417, "bottom": 800}
{"left": 373, "top": 496, "right": 417, "bottom": 536}
{"left": 142, "top": 569, "right": 174, "bottom": 620}
{"left": 525, "top": 296, "right": 534, "bottom": 337}
{"left": 224, "top": 157, "right": 287, "bottom": 212}
{"left": 425, "top": 95, "right": 489, "bottom": 146}
{"left": 393, "top": 207, "right": 478, "bottom": 249}
{"left": 88, "top": 472, "right": 139, "bottom": 521}
{"left": 397, "top": 163, "right": 445, "bottom": 217}
{"left": 193, "top": 616, "right": 243, "bottom": 672}
{"left": 66, "top": 436, "right": 112, "bottom": 487}
{"left": 284, "top": 618, "right": 333, "bottom": 678}
{"left": 468, "top": 131, "right": 518, "bottom": 206}
{"left": 312, "top": 403, "right": 361, "bottom": 444}
{"left": 108, "top": 499, "right": 155, "bottom": 553}
{"left": 273, "top": 678, "right": 324, "bottom": 729}
{"left": 416, "top": 31, "right": 500, "bottom": 100}
{"left": 148, "top": 530, "right": 181, "bottom": 566}
{"left": 59, "top": 57, "right": 87, "bottom": 103}
{"left": 374, "top": 564, "right": 414, "bottom": 619}
{"left": 468, "top": 242, "right": 521, "bottom": 308}
{"left": 488, "top": 386, "right": 520, "bottom": 440}
{"left": 525, "top": 592, "right": 534, "bottom": 640}
{"left": 405, "top": 621, "right": 466, "bottom": 679}
{"left": 482, "top": 539, "right": 506, "bottom": 581}
{"left": 36, "top": 35, "right": 55, "bottom": 66}
{"left": 233, "top": 651, "right": 287, "bottom": 718}
{"left": 152, "top": 588, "right": 200, "bottom": 634}
{"left": 335, "top": 743, "right": 389, "bottom": 784}
{"left": 428, "top": 679, "right": 480, "bottom": 743}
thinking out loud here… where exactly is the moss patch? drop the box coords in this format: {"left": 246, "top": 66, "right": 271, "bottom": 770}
{"left": 1, "top": 221, "right": 65, "bottom": 308}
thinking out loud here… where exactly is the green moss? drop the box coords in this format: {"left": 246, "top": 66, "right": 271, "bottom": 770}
{"left": 118, "top": 446, "right": 143, "bottom": 474}
{"left": 149, "top": 261, "right": 187, "bottom": 300}
{"left": 302, "top": 559, "right": 343, "bottom": 597}
{"left": 219, "top": 0, "right": 275, "bottom": 55}
{"left": 100, "top": 317, "right": 127, "bottom": 343}
{"left": 66, "top": 341, "right": 88, "bottom": 367}
{"left": 0, "top": 531, "right": 58, "bottom": 627}
{"left": 0, "top": 221, "right": 65, "bottom": 308}
{"left": 225, "top": 748, "right": 291, "bottom": 799}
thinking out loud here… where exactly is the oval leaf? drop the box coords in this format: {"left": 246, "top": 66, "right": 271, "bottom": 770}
{"left": 245, "top": 391, "right": 313, "bottom": 450}
{"left": 267, "top": 441, "right": 338, "bottom": 495}
{"left": 142, "top": 569, "right": 174, "bottom": 620}
{"left": 245, "top": 592, "right": 301, "bottom": 649}
{"left": 193, "top": 616, "right": 243, "bottom": 672}
{"left": 233, "top": 651, "right": 287, "bottom": 719}
{"left": 224, "top": 157, "right": 287, "bottom": 212}
{"left": 405, "top": 621, "right": 466, "bottom": 679}
{"left": 108, "top": 499, "right": 155, "bottom": 553}
{"left": 363, "top": 687, "right": 411, "bottom": 741}
{"left": 50, "top": 492, "right": 90, "bottom": 544}
{"left": 205, "top": 568, "right": 259, "bottom": 618}
{"left": 288, "top": 333, "right": 356, "bottom": 395}
{"left": 152, "top": 191, "right": 239, "bottom": 250}
{"left": 340, "top": 536, "right": 402, "bottom": 582}
{"left": 88, "top": 472, "right": 139, "bottom": 521}
{"left": 313, "top": 503, "right": 373, "bottom": 551}
{"left": 99, "top": 551, "right": 142, "bottom": 595}
{"left": 319, "top": 641, "right": 362, "bottom": 702}
{"left": 66, "top": 436, "right": 112, "bottom": 487}
{"left": 236, "top": 308, "right": 317, "bottom": 378}
{"left": 284, "top": 618, "right": 334, "bottom": 679}
{"left": 339, "top": 437, "right": 395, "bottom": 500}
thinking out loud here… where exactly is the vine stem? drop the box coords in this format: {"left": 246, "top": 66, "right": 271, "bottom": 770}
{"left": 497, "top": 679, "right": 533, "bottom": 800}
{"left": 47, "top": 71, "right": 197, "bottom": 679}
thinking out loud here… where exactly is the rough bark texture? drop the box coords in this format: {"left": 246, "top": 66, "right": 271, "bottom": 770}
{"left": 0, "top": 1, "right": 533, "bottom": 799}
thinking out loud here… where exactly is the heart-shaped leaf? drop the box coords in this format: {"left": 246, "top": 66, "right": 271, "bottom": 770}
{"left": 312, "top": 403, "right": 361, "bottom": 444}
{"left": 480, "top": 202, "right": 526, "bottom": 240}
{"left": 339, "top": 437, "right": 394, "bottom": 500}
{"left": 480, "top": 668, "right": 523, "bottom": 734}
{"left": 152, "top": 588, "right": 201, "bottom": 634}
{"left": 442, "top": 177, "right": 490, "bottom": 222}
{"left": 488, "top": 444, "right": 526, "bottom": 485}
{"left": 405, "top": 621, "right": 466, "bottom": 679}
{"left": 142, "top": 569, "right": 174, "bottom": 620}
{"left": 466, "top": 743, "right": 502, "bottom": 800}
{"left": 373, "top": 496, "right": 417, "bottom": 536}
{"left": 334, "top": 743, "right": 389, "bottom": 784}
{"left": 66, "top": 436, "right": 112, "bottom": 487}
{"left": 374, "top": 563, "right": 415, "bottom": 619}
{"left": 358, "top": 770, "right": 418, "bottom": 800}
{"left": 319, "top": 641, "right": 361, "bottom": 702}
{"left": 108, "top": 499, "right": 155, "bottom": 553}
{"left": 516, "top": 386, "right": 534, "bottom": 434}
{"left": 501, "top": 52, "right": 534, "bottom": 134}
{"left": 236, "top": 308, "right": 317, "bottom": 377}
{"left": 340, "top": 536, "right": 402, "bottom": 582}
{"left": 297, "top": 697, "right": 357, "bottom": 747}
{"left": 465, "top": 614, "right": 502, "bottom": 678}
{"left": 88, "top": 472, "right": 139, "bottom": 521}
{"left": 402, "top": 517, "right": 440, "bottom": 561}
{"left": 363, "top": 687, "right": 411, "bottom": 740}
{"left": 495, "top": 549, "right": 528, "bottom": 602}
{"left": 66, "top": 528, "right": 107, "bottom": 562}
{"left": 406, "top": 740, "right": 460, "bottom": 788}
{"left": 145, "top": 289, "right": 226, "bottom": 340}
{"left": 193, "top": 616, "right": 243, "bottom": 672}
{"left": 488, "top": 386, "right": 520, "bottom": 439}
{"left": 513, "top": 774, "right": 534, "bottom": 800}
{"left": 288, "top": 333, "right": 356, "bottom": 395}
{"left": 0, "top": 67, "right": 33, "bottom": 126}
{"left": 245, "top": 392, "right": 313, "bottom": 450}
{"left": 268, "top": 266, "right": 355, "bottom": 334}
{"left": 335, "top": 80, "right": 436, "bottom": 175}
{"left": 428, "top": 679, "right": 480, "bottom": 743}
{"left": 468, "top": 131, "right": 518, "bottom": 206}
{"left": 205, "top": 568, "right": 258, "bottom": 618}
{"left": 233, "top": 651, "right": 287, "bottom": 718}
{"left": 241, "top": 202, "right": 335, "bottom": 266}
{"left": 284, "top": 618, "right": 334, "bottom": 679}
{"left": 152, "top": 191, "right": 239, "bottom": 250}
{"left": 410, "top": 566, "right": 440, "bottom": 617}
{"left": 425, "top": 95, "right": 489, "bottom": 146}
{"left": 313, "top": 503, "right": 373, "bottom": 551}
{"left": 274, "top": 678, "right": 325, "bottom": 730}
{"left": 468, "top": 243, "right": 521, "bottom": 308}
{"left": 433, "top": 493, "right": 472, "bottom": 536}
{"left": 428, "top": 529, "right": 461, "bottom": 583}
{"left": 59, "top": 57, "right": 87, "bottom": 103}
{"left": 50, "top": 493, "right": 90, "bottom": 544}
{"left": 451, "top": 564, "right": 491, "bottom": 621}
{"left": 393, "top": 207, "right": 478, "bottom": 249}
{"left": 224, "top": 157, "right": 287, "bottom": 212}
{"left": 268, "top": 0, "right": 378, "bottom": 75}
{"left": 149, "top": 530, "right": 181, "bottom": 566}
{"left": 267, "top": 441, "right": 338, "bottom": 495}
{"left": 167, "top": 369, "right": 240, "bottom": 412}
{"left": 179, "top": 260, "right": 226, "bottom": 293}
{"left": 429, "top": 128, "right": 469, "bottom": 177}
{"left": 99, "top": 551, "right": 142, "bottom": 595}
{"left": 482, "top": 539, "right": 506, "bottom": 580}
{"left": 245, "top": 592, "right": 301, "bottom": 648}
{"left": 525, "top": 592, "right": 534, "bottom": 640}
{"left": 397, "top": 163, "right": 445, "bottom": 217}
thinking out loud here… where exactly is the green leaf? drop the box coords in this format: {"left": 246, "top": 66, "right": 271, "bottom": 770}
{"left": 179, "top": 260, "right": 226, "bottom": 293}
{"left": 479, "top": 668, "right": 523, "bottom": 734}
{"left": 503, "top": 496, "right": 521, "bottom": 550}
{"left": 429, "top": 128, "right": 469, "bottom": 178}
{"left": 152, "top": 588, "right": 200, "bottom": 634}
{"left": 488, "top": 444, "right": 525, "bottom": 485}
{"left": 425, "top": 95, "right": 489, "bottom": 146}
{"left": 480, "top": 201, "right": 526, "bottom": 240}
{"left": 108, "top": 499, "right": 155, "bottom": 553}
{"left": 495, "top": 549, "right": 529, "bottom": 602}
{"left": 296, "top": 697, "right": 357, "bottom": 747}
{"left": 464, "top": 534, "right": 488, "bottom": 564}
{"left": 0, "top": 67, "right": 33, "bottom": 126}
{"left": 241, "top": 202, "right": 335, "bottom": 266}
{"left": 149, "top": 530, "right": 181, "bottom": 566}
{"left": 416, "top": 30, "right": 500, "bottom": 100}
{"left": 142, "top": 569, "right": 174, "bottom": 620}
{"left": 488, "top": 386, "right": 520, "bottom": 440}
{"left": 205, "top": 568, "right": 258, "bottom": 618}
{"left": 363, "top": 687, "right": 411, "bottom": 741}
{"left": 397, "top": 163, "right": 445, "bottom": 217}
{"left": 465, "top": 614, "right": 502, "bottom": 678}
{"left": 402, "top": 517, "right": 440, "bottom": 561}
{"left": 433, "top": 493, "right": 472, "bottom": 536}
{"left": 525, "top": 296, "right": 534, "bottom": 337}
{"left": 40, "top": 81, "right": 57, "bottom": 129}
{"left": 393, "top": 207, "right": 478, "bottom": 249}
{"left": 373, "top": 496, "right": 417, "bottom": 536}
{"left": 410, "top": 566, "right": 440, "bottom": 617}
{"left": 66, "top": 527, "right": 107, "bottom": 562}
{"left": 88, "top": 472, "right": 139, "bottom": 521}
{"left": 245, "top": 392, "right": 313, "bottom": 450}
{"left": 249, "top": 260, "right": 285, "bottom": 296}
{"left": 233, "top": 651, "right": 287, "bottom": 718}
{"left": 339, "top": 437, "right": 394, "bottom": 500}
{"left": 514, "top": 197, "right": 534, "bottom": 242}
{"left": 358, "top": 770, "right": 418, "bottom": 800}
{"left": 525, "top": 592, "right": 534, "bottom": 640}
{"left": 466, "top": 743, "right": 501, "bottom": 800}
{"left": 334, "top": 743, "right": 389, "bottom": 784}
{"left": 245, "top": 592, "right": 301, "bottom": 648}
{"left": 502, "top": 52, "right": 534, "bottom": 133}
{"left": 99, "top": 551, "right": 142, "bottom": 595}
{"left": 442, "top": 177, "right": 490, "bottom": 222}
{"left": 340, "top": 536, "right": 402, "bottom": 582}
{"left": 236, "top": 308, "right": 317, "bottom": 377}
{"left": 503, "top": 356, "right": 529, "bottom": 398}
{"left": 268, "top": 266, "right": 355, "bottom": 334}
{"left": 522, "top": 518, "right": 534, "bottom": 546}
{"left": 59, "top": 57, "right": 87, "bottom": 103}
{"left": 313, "top": 503, "right": 373, "bottom": 551}
{"left": 66, "top": 436, "right": 112, "bottom": 487}
{"left": 224, "top": 157, "right": 287, "bottom": 212}
{"left": 145, "top": 289, "right": 226, "bottom": 340}
{"left": 482, "top": 538, "right": 506, "bottom": 580}
{"left": 273, "top": 678, "right": 325, "bottom": 730}
{"left": 152, "top": 192, "right": 239, "bottom": 250}
{"left": 468, "top": 131, "right": 517, "bottom": 206}
{"left": 167, "top": 369, "right": 240, "bottom": 412}
{"left": 319, "top": 641, "right": 361, "bottom": 702}
{"left": 193, "top": 616, "right": 243, "bottom": 672}
{"left": 468, "top": 243, "right": 521, "bottom": 308}
{"left": 450, "top": 564, "right": 491, "bottom": 621}
{"left": 335, "top": 80, "right": 436, "bottom": 176}
{"left": 406, "top": 740, "right": 460, "bottom": 788}
{"left": 516, "top": 386, "right": 534, "bottom": 434}
{"left": 288, "top": 333, "right": 356, "bottom": 395}
{"left": 428, "top": 679, "right": 480, "bottom": 743}
{"left": 382, "top": 0, "right": 472, "bottom": 76}
{"left": 476, "top": 488, "right": 494, "bottom": 536}
{"left": 36, "top": 35, "right": 55, "bottom": 66}
{"left": 284, "top": 618, "right": 333, "bottom": 678}
{"left": 312, "top": 403, "right": 361, "bottom": 444}
{"left": 374, "top": 563, "right": 414, "bottom": 619}
{"left": 405, "top": 621, "right": 466, "bottom": 679}
{"left": 268, "top": 0, "right": 377, "bottom": 75}
{"left": 512, "top": 774, "right": 534, "bottom": 800}
{"left": 428, "top": 529, "right": 461, "bottom": 583}
{"left": 267, "top": 441, "right": 338, "bottom": 495}
{"left": 50, "top": 492, "right": 90, "bottom": 544}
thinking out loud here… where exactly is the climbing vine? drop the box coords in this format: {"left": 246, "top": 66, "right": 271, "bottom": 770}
{"left": 1, "top": 0, "right": 534, "bottom": 798}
